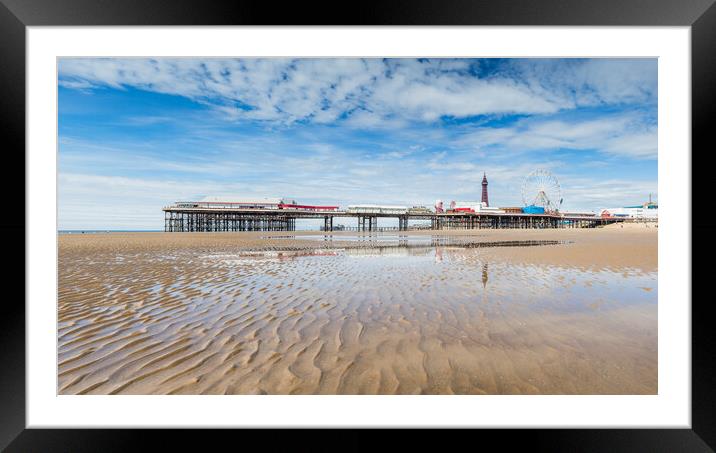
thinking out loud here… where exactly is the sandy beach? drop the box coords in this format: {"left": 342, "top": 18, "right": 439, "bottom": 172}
{"left": 58, "top": 227, "right": 657, "bottom": 395}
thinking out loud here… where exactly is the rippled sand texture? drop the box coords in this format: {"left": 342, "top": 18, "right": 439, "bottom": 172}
{"left": 58, "top": 229, "right": 657, "bottom": 394}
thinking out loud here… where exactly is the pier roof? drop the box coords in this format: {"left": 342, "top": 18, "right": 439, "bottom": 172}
{"left": 199, "top": 196, "right": 286, "bottom": 204}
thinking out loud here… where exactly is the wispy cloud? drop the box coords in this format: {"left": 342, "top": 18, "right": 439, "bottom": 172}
{"left": 58, "top": 58, "right": 655, "bottom": 127}
{"left": 506, "top": 59, "right": 657, "bottom": 107}
{"left": 456, "top": 113, "right": 657, "bottom": 159}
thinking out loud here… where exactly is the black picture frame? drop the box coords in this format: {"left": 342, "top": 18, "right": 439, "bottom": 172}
{"left": 2, "top": 0, "right": 713, "bottom": 450}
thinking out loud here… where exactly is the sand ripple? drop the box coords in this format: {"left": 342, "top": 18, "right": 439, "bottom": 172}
{"left": 58, "top": 231, "right": 657, "bottom": 395}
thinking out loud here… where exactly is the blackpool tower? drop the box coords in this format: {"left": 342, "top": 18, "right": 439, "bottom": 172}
{"left": 481, "top": 173, "right": 489, "bottom": 206}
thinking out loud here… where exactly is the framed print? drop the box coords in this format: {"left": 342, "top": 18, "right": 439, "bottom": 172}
{"left": 3, "top": 0, "right": 714, "bottom": 450}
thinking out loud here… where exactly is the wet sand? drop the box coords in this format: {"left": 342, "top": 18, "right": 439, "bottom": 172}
{"left": 58, "top": 228, "right": 657, "bottom": 395}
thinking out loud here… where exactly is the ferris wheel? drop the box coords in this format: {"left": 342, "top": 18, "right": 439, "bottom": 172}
{"left": 521, "top": 169, "right": 563, "bottom": 212}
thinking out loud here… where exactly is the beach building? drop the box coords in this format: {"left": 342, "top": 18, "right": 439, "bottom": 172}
{"left": 500, "top": 207, "right": 524, "bottom": 214}
{"left": 453, "top": 201, "right": 506, "bottom": 214}
{"left": 600, "top": 206, "right": 658, "bottom": 219}
{"left": 599, "top": 196, "right": 658, "bottom": 219}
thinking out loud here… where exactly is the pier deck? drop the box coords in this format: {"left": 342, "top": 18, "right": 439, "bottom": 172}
{"left": 162, "top": 206, "right": 623, "bottom": 232}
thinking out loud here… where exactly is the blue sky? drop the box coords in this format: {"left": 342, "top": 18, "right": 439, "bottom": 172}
{"left": 58, "top": 58, "right": 657, "bottom": 230}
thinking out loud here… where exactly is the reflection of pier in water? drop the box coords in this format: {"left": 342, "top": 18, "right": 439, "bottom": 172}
{"left": 283, "top": 235, "right": 568, "bottom": 249}
{"left": 343, "top": 247, "right": 433, "bottom": 257}
{"left": 336, "top": 240, "right": 566, "bottom": 257}
{"left": 230, "top": 239, "right": 568, "bottom": 263}
{"left": 212, "top": 250, "right": 340, "bottom": 262}
{"left": 221, "top": 240, "right": 564, "bottom": 262}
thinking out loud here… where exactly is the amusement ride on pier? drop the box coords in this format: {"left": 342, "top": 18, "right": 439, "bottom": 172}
{"left": 162, "top": 170, "right": 644, "bottom": 232}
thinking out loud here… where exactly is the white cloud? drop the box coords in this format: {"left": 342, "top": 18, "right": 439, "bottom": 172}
{"left": 58, "top": 79, "right": 97, "bottom": 90}
{"left": 508, "top": 58, "right": 657, "bottom": 108}
{"left": 457, "top": 113, "right": 657, "bottom": 159}
{"left": 57, "top": 58, "right": 653, "bottom": 126}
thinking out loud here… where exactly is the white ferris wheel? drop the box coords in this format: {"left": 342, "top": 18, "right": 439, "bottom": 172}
{"left": 521, "top": 169, "right": 563, "bottom": 212}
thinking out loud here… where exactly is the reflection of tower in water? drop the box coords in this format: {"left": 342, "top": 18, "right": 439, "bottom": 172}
{"left": 434, "top": 247, "right": 443, "bottom": 263}
{"left": 481, "top": 262, "right": 489, "bottom": 306}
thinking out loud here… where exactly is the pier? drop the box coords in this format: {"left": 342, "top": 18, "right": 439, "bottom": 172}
{"left": 162, "top": 205, "right": 622, "bottom": 232}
